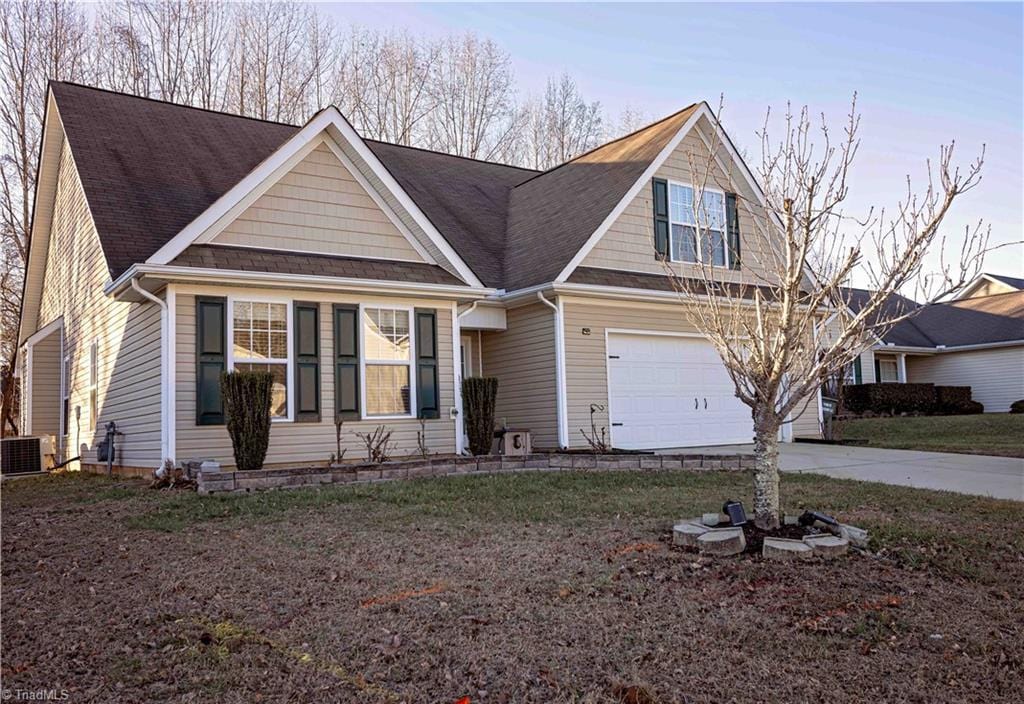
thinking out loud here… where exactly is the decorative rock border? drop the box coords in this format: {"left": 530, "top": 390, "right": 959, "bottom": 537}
{"left": 197, "top": 452, "right": 755, "bottom": 495}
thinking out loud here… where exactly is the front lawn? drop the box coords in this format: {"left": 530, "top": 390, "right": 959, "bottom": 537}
{"left": 2, "top": 470, "right": 1022, "bottom": 702}
{"left": 837, "top": 413, "right": 1024, "bottom": 457}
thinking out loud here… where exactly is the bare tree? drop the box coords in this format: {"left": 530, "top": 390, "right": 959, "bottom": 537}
{"left": 664, "top": 98, "right": 989, "bottom": 528}
{"left": 0, "top": 0, "right": 89, "bottom": 436}
{"left": 340, "top": 28, "right": 438, "bottom": 145}
{"left": 426, "top": 33, "right": 519, "bottom": 161}
{"left": 520, "top": 73, "right": 603, "bottom": 170}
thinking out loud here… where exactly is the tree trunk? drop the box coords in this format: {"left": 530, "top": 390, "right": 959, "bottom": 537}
{"left": 752, "top": 411, "right": 781, "bottom": 530}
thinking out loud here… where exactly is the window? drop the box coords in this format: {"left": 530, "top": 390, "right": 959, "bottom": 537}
{"left": 877, "top": 358, "right": 899, "bottom": 383}
{"left": 231, "top": 300, "right": 290, "bottom": 418}
{"left": 88, "top": 341, "right": 98, "bottom": 431}
{"left": 668, "top": 183, "right": 727, "bottom": 267}
{"left": 362, "top": 307, "right": 412, "bottom": 416}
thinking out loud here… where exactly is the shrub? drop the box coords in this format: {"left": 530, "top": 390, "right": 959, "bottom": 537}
{"left": 842, "top": 382, "right": 983, "bottom": 416}
{"left": 935, "top": 386, "right": 977, "bottom": 414}
{"left": 842, "top": 383, "right": 937, "bottom": 415}
{"left": 1010, "top": 400, "right": 1024, "bottom": 414}
{"left": 221, "top": 370, "right": 273, "bottom": 471}
{"left": 463, "top": 377, "right": 499, "bottom": 456}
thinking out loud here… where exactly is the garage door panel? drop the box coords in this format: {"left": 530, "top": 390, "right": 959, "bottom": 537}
{"left": 608, "top": 333, "right": 752, "bottom": 449}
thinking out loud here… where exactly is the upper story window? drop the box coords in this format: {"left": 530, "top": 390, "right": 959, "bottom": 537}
{"left": 669, "top": 182, "right": 727, "bottom": 267}
{"left": 362, "top": 307, "right": 413, "bottom": 417}
{"left": 231, "top": 300, "right": 290, "bottom": 418}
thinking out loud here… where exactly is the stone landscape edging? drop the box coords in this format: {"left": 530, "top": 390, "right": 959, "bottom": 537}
{"left": 196, "top": 452, "right": 756, "bottom": 494}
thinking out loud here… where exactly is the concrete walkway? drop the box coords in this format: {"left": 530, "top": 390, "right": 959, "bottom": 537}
{"left": 673, "top": 443, "right": 1024, "bottom": 501}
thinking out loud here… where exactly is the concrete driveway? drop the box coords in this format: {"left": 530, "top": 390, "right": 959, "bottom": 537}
{"left": 678, "top": 443, "right": 1024, "bottom": 501}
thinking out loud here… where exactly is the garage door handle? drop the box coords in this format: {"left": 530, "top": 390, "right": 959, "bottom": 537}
{"left": 704, "top": 398, "right": 707, "bottom": 409}
{"left": 611, "top": 422, "right": 623, "bottom": 427}
{"left": 608, "top": 355, "right": 620, "bottom": 359}
{"left": 694, "top": 398, "right": 698, "bottom": 410}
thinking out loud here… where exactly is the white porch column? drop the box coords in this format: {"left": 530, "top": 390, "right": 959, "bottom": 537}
{"left": 898, "top": 353, "right": 907, "bottom": 383}
{"left": 451, "top": 302, "right": 464, "bottom": 455}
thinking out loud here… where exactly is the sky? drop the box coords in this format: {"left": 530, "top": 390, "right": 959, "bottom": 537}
{"left": 323, "top": 1, "right": 1024, "bottom": 286}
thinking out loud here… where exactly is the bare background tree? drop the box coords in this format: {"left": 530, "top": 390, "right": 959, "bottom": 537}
{"left": 0, "top": 0, "right": 637, "bottom": 436}
{"left": 664, "top": 98, "right": 990, "bottom": 528}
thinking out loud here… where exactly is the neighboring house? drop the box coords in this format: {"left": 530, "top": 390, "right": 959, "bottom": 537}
{"left": 844, "top": 281, "right": 1024, "bottom": 413}
{"left": 17, "top": 82, "right": 819, "bottom": 473}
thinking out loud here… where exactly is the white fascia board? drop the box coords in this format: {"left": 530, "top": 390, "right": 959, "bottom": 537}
{"left": 145, "top": 106, "right": 484, "bottom": 288}
{"left": 18, "top": 93, "right": 65, "bottom": 345}
{"left": 105, "top": 264, "right": 495, "bottom": 301}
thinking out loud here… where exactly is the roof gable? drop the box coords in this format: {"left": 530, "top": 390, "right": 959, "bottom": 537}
{"left": 502, "top": 104, "right": 699, "bottom": 290}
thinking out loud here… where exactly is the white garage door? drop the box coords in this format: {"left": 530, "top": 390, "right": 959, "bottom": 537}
{"left": 607, "top": 333, "right": 752, "bottom": 449}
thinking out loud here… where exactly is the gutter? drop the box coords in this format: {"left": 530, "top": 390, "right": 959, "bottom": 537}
{"left": 536, "top": 292, "right": 569, "bottom": 449}
{"left": 875, "top": 339, "right": 1024, "bottom": 354}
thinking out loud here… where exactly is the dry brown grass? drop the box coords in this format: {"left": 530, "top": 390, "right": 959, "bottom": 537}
{"left": 2, "top": 470, "right": 1022, "bottom": 703}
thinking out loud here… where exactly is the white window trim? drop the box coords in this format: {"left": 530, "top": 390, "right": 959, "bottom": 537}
{"left": 226, "top": 295, "right": 295, "bottom": 422}
{"left": 877, "top": 357, "right": 900, "bottom": 384}
{"left": 667, "top": 179, "right": 730, "bottom": 269}
{"left": 359, "top": 303, "right": 416, "bottom": 420}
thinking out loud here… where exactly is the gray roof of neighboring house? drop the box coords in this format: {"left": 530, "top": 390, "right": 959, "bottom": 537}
{"left": 48, "top": 81, "right": 697, "bottom": 290}
{"left": 847, "top": 288, "right": 1024, "bottom": 348}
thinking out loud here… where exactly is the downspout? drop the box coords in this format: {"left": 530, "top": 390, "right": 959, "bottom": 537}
{"left": 130, "top": 278, "right": 170, "bottom": 463}
{"left": 536, "top": 292, "right": 568, "bottom": 449}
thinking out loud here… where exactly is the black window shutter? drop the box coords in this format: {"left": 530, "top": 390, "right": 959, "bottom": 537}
{"left": 652, "top": 178, "right": 669, "bottom": 260}
{"left": 414, "top": 308, "right": 440, "bottom": 419}
{"left": 294, "top": 301, "right": 320, "bottom": 422}
{"left": 726, "top": 192, "right": 741, "bottom": 270}
{"left": 873, "top": 358, "right": 881, "bottom": 383}
{"left": 333, "top": 304, "right": 360, "bottom": 420}
{"left": 853, "top": 356, "right": 863, "bottom": 385}
{"left": 195, "top": 296, "right": 226, "bottom": 425}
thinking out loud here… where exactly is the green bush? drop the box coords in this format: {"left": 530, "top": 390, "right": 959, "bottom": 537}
{"left": 462, "top": 377, "right": 498, "bottom": 456}
{"left": 1010, "top": 400, "right": 1024, "bottom": 414}
{"left": 843, "top": 383, "right": 936, "bottom": 415}
{"left": 221, "top": 370, "right": 273, "bottom": 471}
{"left": 843, "top": 382, "right": 982, "bottom": 416}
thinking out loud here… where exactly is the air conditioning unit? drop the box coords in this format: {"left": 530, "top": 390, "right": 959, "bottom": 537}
{"left": 1, "top": 435, "right": 55, "bottom": 475}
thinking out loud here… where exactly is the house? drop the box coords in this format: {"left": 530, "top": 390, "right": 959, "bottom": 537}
{"left": 844, "top": 281, "right": 1024, "bottom": 412}
{"left": 17, "top": 82, "right": 822, "bottom": 474}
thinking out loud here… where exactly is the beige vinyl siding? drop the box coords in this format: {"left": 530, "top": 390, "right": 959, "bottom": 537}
{"left": 175, "top": 288, "right": 457, "bottom": 467}
{"left": 27, "top": 331, "right": 61, "bottom": 438}
{"left": 213, "top": 143, "right": 425, "bottom": 262}
{"left": 36, "top": 140, "right": 162, "bottom": 468}
{"left": 580, "top": 127, "right": 777, "bottom": 286}
{"left": 789, "top": 393, "right": 822, "bottom": 438}
{"left": 329, "top": 132, "right": 463, "bottom": 280}
{"left": 907, "top": 346, "right": 1024, "bottom": 413}
{"left": 480, "top": 302, "right": 558, "bottom": 449}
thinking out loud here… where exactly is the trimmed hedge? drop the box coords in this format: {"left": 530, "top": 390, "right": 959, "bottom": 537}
{"left": 221, "top": 370, "right": 273, "bottom": 471}
{"left": 842, "top": 383, "right": 983, "bottom": 416}
{"left": 1010, "top": 400, "right": 1024, "bottom": 414}
{"left": 463, "top": 377, "right": 499, "bottom": 456}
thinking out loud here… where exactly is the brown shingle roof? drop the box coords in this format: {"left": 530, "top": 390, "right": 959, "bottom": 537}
{"left": 171, "top": 245, "right": 462, "bottom": 285}
{"left": 503, "top": 105, "right": 698, "bottom": 290}
{"left": 49, "top": 82, "right": 699, "bottom": 291}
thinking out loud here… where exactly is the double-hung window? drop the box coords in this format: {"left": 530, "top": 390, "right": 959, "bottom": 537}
{"left": 669, "top": 183, "right": 727, "bottom": 267}
{"left": 231, "top": 300, "right": 291, "bottom": 419}
{"left": 362, "top": 307, "right": 413, "bottom": 417}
